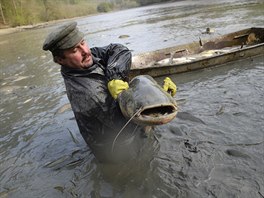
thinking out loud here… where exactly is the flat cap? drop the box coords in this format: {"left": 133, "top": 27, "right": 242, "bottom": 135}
{"left": 42, "top": 22, "right": 84, "bottom": 52}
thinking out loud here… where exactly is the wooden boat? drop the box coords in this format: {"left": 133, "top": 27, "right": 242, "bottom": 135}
{"left": 130, "top": 27, "right": 264, "bottom": 78}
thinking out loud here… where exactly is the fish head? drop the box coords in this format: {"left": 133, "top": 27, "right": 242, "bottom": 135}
{"left": 118, "top": 75, "right": 178, "bottom": 126}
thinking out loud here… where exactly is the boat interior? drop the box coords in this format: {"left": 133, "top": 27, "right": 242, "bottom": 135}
{"left": 131, "top": 27, "right": 264, "bottom": 69}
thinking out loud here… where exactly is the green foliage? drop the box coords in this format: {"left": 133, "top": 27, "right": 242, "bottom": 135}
{"left": 10, "top": 12, "right": 32, "bottom": 27}
{"left": 97, "top": 2, "right": 114, "bottom": 13}
{"left": 0, "top": 0, "right": 98, "bottom": 26}
{"left": 0, "top": 0, "right": 172, "bottom": 27}
{"left": 114, "top": 0, "right": 139, "bottom": 9}
{"left": 136, "top": 0, "right": 171, "bottom": 6}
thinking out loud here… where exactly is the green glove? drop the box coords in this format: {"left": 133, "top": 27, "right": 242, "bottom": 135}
{"left": 108, "top": 79, "right": 129, "bottom": 99}
{"left": 163, "top": 77, "right": 177, "bottom": 96}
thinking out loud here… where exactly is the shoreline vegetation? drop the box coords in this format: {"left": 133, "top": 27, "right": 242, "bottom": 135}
{"left": 0, "top": 17, "right": 82, "bottom": 35}
{"left": 0, "top": 0, "right": 173, "bottom": 35}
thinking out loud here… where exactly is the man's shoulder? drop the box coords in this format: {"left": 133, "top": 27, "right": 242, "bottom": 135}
{"left": 91, "top": 43, "right": 128, "bottom": 53}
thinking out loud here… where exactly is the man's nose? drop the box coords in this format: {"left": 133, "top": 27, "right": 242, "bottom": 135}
{"left": 80, "top": 45, "right": 88, "bottom": 54}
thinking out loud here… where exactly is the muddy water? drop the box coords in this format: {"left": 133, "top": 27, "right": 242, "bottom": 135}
{"left": 0, "top": 0, "right": 264, "bottom": 197}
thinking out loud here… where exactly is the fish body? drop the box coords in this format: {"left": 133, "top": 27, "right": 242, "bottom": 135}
{"left": 118, "top": 75, "right": 178, "bottom": 126}
{"left": 155, "top": 49, "right": 232, "bottom": 66}
{"left": 155, "top": 57, "right": 194, "bottom": 65}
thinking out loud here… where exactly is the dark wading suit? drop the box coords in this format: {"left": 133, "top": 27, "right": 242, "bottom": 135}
{"left": 61, "top": 43, "right": 145, "bottom": 163}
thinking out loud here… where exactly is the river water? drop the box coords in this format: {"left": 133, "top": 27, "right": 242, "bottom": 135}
{"left": 0, "top": 0, "right": 264, "bottom": 197}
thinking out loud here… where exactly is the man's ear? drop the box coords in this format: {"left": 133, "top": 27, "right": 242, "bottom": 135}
{"left": 54, "top": 56, "right": 64, "bottom": 65}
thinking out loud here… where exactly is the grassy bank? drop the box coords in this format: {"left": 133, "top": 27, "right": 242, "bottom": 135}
{"left": 0, "top": 0, "right": 174, "bottom": 30}
{"left": 0, "top": 18, "right": 71, "bottom": 35}
{"left": 0, "top": 0, "right": 140, "bottom": 28}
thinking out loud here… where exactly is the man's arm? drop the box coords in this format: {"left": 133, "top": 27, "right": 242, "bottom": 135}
{"left": 91, "top": 43, "right": 132, "bottom": 81}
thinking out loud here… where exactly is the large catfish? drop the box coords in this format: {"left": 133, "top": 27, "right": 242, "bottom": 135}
{"left": 118, "top": 75, "right": 178, "bottom": 126}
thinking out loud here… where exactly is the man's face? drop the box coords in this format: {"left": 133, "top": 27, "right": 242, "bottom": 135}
{"left": 57, "top": 40, "right": 93, "bottom": 69}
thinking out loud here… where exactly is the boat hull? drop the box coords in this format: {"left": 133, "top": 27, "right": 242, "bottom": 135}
{"left": 130, "top": 27, "right": 264, "bottom": 78}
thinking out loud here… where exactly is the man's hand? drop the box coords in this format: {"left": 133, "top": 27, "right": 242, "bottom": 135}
{"left": 163, "top": 77, "right": 177, "bottom": 96}
{"left": 108, "top": 79, "right": 129, "bottom": 99}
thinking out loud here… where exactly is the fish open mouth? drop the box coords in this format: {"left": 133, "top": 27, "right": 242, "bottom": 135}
{"left": 136, "top": 104, "right": 178, "bottom": 125}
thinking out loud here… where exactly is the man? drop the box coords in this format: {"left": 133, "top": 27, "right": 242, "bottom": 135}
{"left": 43, "top": 21, "right": 176, "bottom": 163}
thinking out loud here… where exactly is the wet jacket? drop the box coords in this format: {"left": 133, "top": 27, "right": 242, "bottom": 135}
{"left": 61, "top": 43, "right": 144, "bottom": 162}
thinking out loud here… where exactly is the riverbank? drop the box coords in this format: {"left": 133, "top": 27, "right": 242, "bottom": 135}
{"left": 0, "top": 9, "right": 104, "bottom": 36}
{"left": 0, "top": 9, "right": 120, "bottom": 36}
{"left": 0, "top": 24, "right": 46, "bottom": 36}
{"left": 0, "top": 19, "right": 72, "bottom": 36}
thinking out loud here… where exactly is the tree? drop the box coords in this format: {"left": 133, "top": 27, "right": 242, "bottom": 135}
{"left": 0, "top": 1, "right": 6, "bottom": 24}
